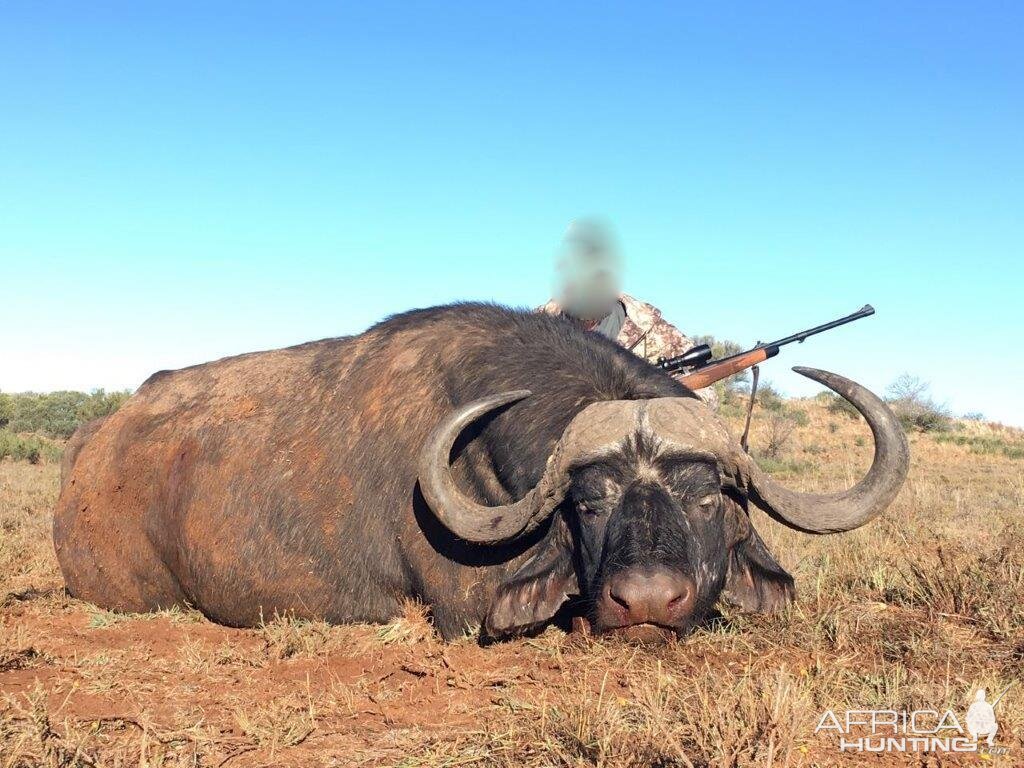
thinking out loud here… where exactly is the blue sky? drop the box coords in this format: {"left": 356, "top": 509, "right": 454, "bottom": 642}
{"left": 2, "top": 3, "right": 1022, "bottom": 425}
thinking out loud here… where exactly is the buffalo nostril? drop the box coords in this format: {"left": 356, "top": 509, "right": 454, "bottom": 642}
{"left": 606, "top": 576, "right": 649, "bottom": 623}
{"left": 666, "top": 588, "right": 688, "bottom": 611}
{"left": 662, "top": 577, "right": 696, "bottom": 620}
{"left": 609, "top": 587, "right": 632, "bottom": 611}
{"left": 607, "top": 580, "right": 640, "bottom": 620}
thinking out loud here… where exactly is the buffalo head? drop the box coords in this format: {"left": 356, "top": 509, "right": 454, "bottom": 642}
{"left": 418, "top": 368, "right": 909, "bottom": 639}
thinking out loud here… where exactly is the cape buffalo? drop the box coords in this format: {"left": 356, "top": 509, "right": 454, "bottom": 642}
{"left": 54, "top": 303, "right": 909, "bottom": 640}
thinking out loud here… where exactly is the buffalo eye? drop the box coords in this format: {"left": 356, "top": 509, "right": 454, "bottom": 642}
{"left": 693, "top": 492, "right": 721, "bottom": 517}
{"left": 569, "top": 468, "right": 619, "bottom": 517}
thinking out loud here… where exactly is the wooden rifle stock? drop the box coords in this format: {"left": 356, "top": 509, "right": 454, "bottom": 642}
{"left": 678, "top": 346, "right": 778, "bottom": 390}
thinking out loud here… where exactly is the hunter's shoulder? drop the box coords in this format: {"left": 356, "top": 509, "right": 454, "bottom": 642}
{"left": 621, "top": 294, "right": 688, "bottom": 337}
{"left": 536, "top": 298, "right": 561, "bottom": 315}
{"left": 619, "top": 293, "right": 662, "bottom": 323}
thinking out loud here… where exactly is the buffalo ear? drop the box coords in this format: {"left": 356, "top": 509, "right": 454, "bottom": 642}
{"left": 722, "top": 498, "right": 794, "bottom": 613}
{"left": 485, "top": 519, "right": 578, "bottom": 639}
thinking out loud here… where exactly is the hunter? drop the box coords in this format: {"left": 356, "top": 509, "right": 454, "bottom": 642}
{"left": 537, "top": 219, "right": 718, "bottom": 407}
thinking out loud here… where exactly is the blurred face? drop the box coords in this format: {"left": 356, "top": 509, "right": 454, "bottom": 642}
{"left": 555, "top": 220, "right": 622, "bottom": 321}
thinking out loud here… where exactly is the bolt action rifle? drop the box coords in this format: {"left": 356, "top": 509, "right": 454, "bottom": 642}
{"left": 656, "top": 305, "right": 876, "bottom": 389}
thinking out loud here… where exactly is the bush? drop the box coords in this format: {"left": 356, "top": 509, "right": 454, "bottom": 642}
{"left": 759, "top": 410, "right": 801, "bottom": 459}
{"left": 754, "top": 382, "right": 786, "bottom": 412}
{"left": 0, "top": 392, "right": 12, "bottom": 428}
{"left": 897, "top": 405, "right": 952, "bottom": 433}
{"left": 935, "top": 433, "right": 1024, "bottom": 460}
{"left": 2, "top": 389, "right": 131, "bottom": 439}
{"left": 788, "top": 408, "right": 810, "bottom": 427}
{"left": 885, "top": 374, "right": 952, "bottom": 433}
{"left": 821, "top": 392, "right": 861, "bottom": 420}
{"left": 716, "top": 372, "right": 786, "bottom": 413}
{"left": 751, "top": 455, "right": 808, "bottom": 475}
{"left": 0, "top": 430, "right": 62, "bottom": 464}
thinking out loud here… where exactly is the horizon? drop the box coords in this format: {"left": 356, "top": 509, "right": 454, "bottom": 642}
{"left": 2, "top": 3, "right": 1021, "bottom": 425}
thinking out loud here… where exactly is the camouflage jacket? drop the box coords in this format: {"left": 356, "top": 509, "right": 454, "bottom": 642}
{"left": 537, "top": 293, "right": 718, "bottom": 408}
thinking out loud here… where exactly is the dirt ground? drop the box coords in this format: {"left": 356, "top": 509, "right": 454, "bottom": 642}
{"left": 2, "top": 401, "right": 1023, "bottom": 767}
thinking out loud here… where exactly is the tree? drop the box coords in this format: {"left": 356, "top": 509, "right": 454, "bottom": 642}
{"left": 885, "top": 374, "right": 951, "bottom": 432}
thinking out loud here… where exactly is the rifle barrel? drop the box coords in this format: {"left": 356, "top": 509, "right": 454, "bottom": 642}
{"left": 762, "top": 304, "right": 874, "bottom": 350}
{"left": 681, "top": 304, "right": 875, "bottom": 372}
{"left": 656, "top": 304, "right": 876, "bottom": 376}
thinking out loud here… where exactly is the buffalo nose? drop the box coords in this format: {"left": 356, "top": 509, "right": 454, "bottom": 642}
{"left": 601, "top": 568, "right": 696, "bottom": 628}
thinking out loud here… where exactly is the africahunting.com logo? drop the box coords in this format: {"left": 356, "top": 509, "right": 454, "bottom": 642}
{"left": 815, "top": 686, "right": 1012, "bottom": 755}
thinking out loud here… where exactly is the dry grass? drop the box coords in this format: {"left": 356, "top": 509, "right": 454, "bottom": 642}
{"left": 1, "top": 400, "right": 1022, "bottom": 766}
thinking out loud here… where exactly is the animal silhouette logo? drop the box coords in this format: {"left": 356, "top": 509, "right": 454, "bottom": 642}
{"left": 965, "top": 684, "right": 1011, "bottom": 748}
